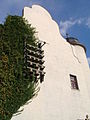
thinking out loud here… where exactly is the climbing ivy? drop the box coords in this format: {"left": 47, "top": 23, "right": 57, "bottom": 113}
{"left": 0, "top": 15, "right": 39, "bottom": 120}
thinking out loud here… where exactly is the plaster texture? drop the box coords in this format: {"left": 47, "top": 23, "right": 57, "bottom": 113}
{"left": 12, "top": 5, "right": 90, "bottom": 120}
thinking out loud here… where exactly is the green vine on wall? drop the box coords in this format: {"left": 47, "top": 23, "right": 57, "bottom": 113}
{"left": 0, "top": 15, "right": 39, "bottom": 120}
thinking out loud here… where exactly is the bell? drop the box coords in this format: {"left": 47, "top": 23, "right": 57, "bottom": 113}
{"left": 40, "top": 72, "right": 45, "bottom": 83}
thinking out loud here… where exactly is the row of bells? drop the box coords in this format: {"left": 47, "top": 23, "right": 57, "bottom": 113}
{"left": 23, "top": 43, "right": 45, "bottom": 83}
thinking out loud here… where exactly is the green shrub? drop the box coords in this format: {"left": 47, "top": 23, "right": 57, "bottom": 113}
{"left": 0, "top": 15, "right": 39, "bottom": 120}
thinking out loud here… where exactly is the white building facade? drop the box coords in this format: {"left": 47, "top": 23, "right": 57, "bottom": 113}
{"left": 12, "top": 5, "right": 90, "bottom": 120}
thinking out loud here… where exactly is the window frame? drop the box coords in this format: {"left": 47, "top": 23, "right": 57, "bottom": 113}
{"left": 70, "top": 74, "right": 79, "bottom": 90}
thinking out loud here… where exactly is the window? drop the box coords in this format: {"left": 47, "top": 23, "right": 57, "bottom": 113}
{"left": 70, "top": 74, "right": 79, "bottom": 90}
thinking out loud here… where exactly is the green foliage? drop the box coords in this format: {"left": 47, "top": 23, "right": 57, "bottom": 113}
{"left": 0, "top": 15, "right": 39, "bottom": 120}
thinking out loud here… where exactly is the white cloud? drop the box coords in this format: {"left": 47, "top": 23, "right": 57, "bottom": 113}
{"left": 87, "top": 57, "right": 90, "bottom": 66}
{"left": 86, "top": 18, "right": 90, "bottom": 28}
{"left": 59, "top": 17, "right": 90, "bottom": 36}
{"left": 59, "top": 19, "right": 83, "bottom": 36}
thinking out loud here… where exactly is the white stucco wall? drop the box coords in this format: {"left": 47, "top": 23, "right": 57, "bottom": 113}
{"left": 12, "top": 5, "right": 90, "bottom": 120}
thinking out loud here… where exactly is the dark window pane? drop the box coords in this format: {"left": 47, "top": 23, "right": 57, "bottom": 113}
{"left": 70, "top": 74, "right": 79, "bottom": 90}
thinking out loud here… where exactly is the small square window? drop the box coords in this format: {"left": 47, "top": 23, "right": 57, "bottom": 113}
{"left": 70, "top": 74, "right": 79, "bottom": 90}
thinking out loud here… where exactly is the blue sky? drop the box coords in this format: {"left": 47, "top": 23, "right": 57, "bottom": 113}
{"left": 0, "top": 0, "right": 90, "bottom": 65}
